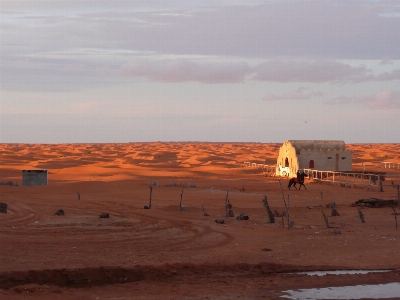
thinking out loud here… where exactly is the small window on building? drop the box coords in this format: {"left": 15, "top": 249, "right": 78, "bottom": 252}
{"left": 327, "top": 157, "right": 332, "bottom": 160}
{"left": 342, "top": 157, "right": 346, "bottom": 160}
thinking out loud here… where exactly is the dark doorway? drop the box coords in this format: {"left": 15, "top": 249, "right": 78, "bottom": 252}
{"left": 285, "top": 157, "right": 289, "bottom": 167}
{"left": 335, "top": 154, "right": 339, "bottom": 170}
{"left": 309, "top": 160, "right": 314, "bottom": 168}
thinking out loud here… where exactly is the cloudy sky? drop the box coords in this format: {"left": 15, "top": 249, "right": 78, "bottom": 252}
{"left": 1, "top": 0, "right": 399, "bottom": 143}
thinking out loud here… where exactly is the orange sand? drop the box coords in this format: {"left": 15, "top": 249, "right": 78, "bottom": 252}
{"left": 0, "top": 142, "right": 399, "bottom": 299}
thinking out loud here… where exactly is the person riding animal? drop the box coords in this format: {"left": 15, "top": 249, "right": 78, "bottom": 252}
{"left": 288, "top": 170, "right": 306, "bottom": 190}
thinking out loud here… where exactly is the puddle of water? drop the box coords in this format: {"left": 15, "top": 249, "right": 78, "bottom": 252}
{"left": 281, "top": 282, "right": 400, "bottom": 299}
{"left": 288, "top": 270, "right": 391, "bottom": 276}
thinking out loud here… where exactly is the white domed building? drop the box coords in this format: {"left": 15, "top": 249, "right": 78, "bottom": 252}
{"left": 276, "top": 140, "right": 352, "bottom": 177}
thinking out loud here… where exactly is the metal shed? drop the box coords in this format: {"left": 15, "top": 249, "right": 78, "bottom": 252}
{"left": 22, "top": 170, "right": 48, "bottom": 186}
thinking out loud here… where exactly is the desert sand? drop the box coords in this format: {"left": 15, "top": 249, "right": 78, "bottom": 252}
{"left": 0, "top": 142, "right": 399, "bottom": 299}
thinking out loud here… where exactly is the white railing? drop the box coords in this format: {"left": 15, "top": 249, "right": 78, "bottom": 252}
{"left": 303, "top": 169, "right": 383, "bottom": 187}
{"left": 381, "top": 162, "right": 400, "bottom": 169}
{"left": 243, "top": 162, "right": 276, "bottom": 174}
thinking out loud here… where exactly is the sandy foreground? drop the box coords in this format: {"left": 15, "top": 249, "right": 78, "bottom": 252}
{"left": 0, "top": 142, "right": 399, "bottom": 299}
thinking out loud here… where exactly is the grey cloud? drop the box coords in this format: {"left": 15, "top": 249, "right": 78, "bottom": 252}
{"left": 253, "top": 60, "right": 369, "bottom": 83}
{"left": 119, "top": 58, "right": 398, "bottom": 84}
{"left": 2, "top": 0, "right": 400, "bottom": 92}
{"left": 119, "top": 59, "right": 252, "bottom": 83}
{"left": 375, "top": 70, "right": 400, "bottom": 81}
{"left": 379, "top": 57, "right": 395, "bottom": 65}
{"left": 2, "top": 1, "right": 400, "bottom": 59}
{"left": 325, "top": 91, "right": 400, "bottom": 109}
{"left": 0, "top": 54, "right": 118, "bottom": 92}
{"left": 357, "top": 91, "right": 400, "bottom": 109}
{"left": 262, "top": 87, "right": 324, "bottom": 101}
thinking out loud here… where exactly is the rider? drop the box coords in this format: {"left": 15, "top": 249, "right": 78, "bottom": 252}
{"left": 298, "top": 170, "right": 306, "bottom": 182}
{"left": 296, "top": 170, "right": 301, "bottom": 183}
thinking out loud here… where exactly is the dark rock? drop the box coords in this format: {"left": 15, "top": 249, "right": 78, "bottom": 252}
{"left": 226, "top": 210, "right": 234, "bottom": 217}
{"left": 0, "top": 202, "right": 8, "bottom": 214}
{"left": 235, "top": 213, "right": 249, "bottom": 221}
{"left": 55, "top": 209, "right": 65, "bottom": 216}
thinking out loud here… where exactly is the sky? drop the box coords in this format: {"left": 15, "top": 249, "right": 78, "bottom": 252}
{"left": 1, "top": 0, "right": 400, "bottom": 143}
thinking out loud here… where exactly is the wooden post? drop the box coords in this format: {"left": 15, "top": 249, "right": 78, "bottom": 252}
{"left": 287, "top": 190, "right": 291, "bottom": 229}
{"left": 279, "top": 179, "right": 290, "bottom": 230}
{"left": 358, "top": 208, "right": 365, "bottom": 223}
{"left": 202, "top": 205, "right": 209, "bottom": 216}
{"left": 149, "top": 186, "right": 153, "bottom": 208}
{"left": 321, "top": 208, "right": 330, "bottom": 228}
{"left": 391, "top": 182, "right": 400, "bottom": 200}
{"left": 391, "top": 207, "right": 398, "bottom": 230}
{"left": 180, "top": 187, "right": 184, "bottom": 212}
{"left": 225, "top": 190, "right": 229, "bottom": 217}
{"left": 262, "top": 195, "right": 275, "bottom": 224}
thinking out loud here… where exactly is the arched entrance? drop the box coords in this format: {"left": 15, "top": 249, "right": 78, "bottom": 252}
{"left": 285, "top": 157, "right": 289, "bottom": 167}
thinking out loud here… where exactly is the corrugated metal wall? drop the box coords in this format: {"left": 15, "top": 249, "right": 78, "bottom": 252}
{"left": 22, "top": 170, "right": 48, "bottom": 186}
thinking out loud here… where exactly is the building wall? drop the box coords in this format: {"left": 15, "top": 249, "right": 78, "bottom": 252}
{"left": 276, "top": 140, "right": 352, "bottom": 176}
{"left": 276, "top": 141, "right": 299, "bottom": 177}
{"left": 298, "top": 149, "right": 352, "bottom": 171}
{"left": 22, "top": 170, "right": 48, "bottom": 186}
{"left": 289, "top": 140, "right": 346, "bottom": 151}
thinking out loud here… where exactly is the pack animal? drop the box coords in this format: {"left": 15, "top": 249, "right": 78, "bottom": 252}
{"left": 278, "top": 165, "right": 290, "bottom": 177}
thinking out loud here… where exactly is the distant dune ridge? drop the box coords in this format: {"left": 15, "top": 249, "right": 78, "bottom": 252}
{"left": 0, "top": 143, "right": 398, "bottom": 181}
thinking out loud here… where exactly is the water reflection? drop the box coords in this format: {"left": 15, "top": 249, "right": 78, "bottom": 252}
{"left": 281, "top": 282, "right": 400, "bottom": 299}
{"left": 287, "top": 270, "right": 391, "bottom": 276}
